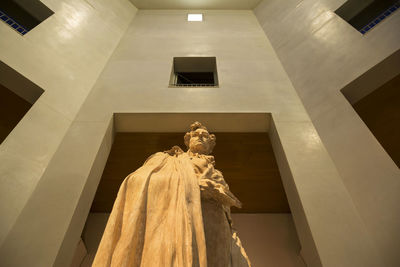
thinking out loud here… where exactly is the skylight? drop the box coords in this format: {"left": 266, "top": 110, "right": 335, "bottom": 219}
{"left": 187, "top": 14, "right": 203, "bottom": 22}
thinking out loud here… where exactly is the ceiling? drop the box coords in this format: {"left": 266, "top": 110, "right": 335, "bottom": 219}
{"left": 128, "top": 0, "right": 262, "bottom": 10}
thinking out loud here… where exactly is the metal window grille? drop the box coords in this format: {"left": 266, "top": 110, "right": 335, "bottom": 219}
{"left": 0, "top": 9, "right": 29, "bottom": 35}
{"left": 360, "top": 1, "right": 400, "bottom": 34}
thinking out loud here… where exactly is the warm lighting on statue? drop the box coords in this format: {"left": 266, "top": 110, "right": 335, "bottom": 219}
{"left": 92, "top": 122, "right": 251, "bottom": 267}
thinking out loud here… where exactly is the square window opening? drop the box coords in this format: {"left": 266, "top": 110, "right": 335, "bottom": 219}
{"left": 169, "top": 57, "right": 219, "bottom": 87}
{"left": 335, "top": 0, "right": 400, "bottom": 34}
{"left": 0, "top": 0, "right": 54, "bottom": 35}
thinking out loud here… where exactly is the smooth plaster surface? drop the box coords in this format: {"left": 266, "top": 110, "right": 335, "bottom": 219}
{"left": 254, "top": 1, "right": 400, "bottom": 265}
{"left": 128, "top": 0, "right": 262, "bottom": 10}
{"left": 0, "top": 61, "right": 44, "bottom": 104}
{"left": 75, "top": 10, "right": 309, "bottom": 123}
{"left": 230, "top": 214, "right": 305, "bottom": 267}
{"left": 0, "top": 5, "right": 387, "bottom": 267}
{"left": 0, "top": 0, "right": 136, "bottom": 263}
{"left": 24, "top": 10, "right": 380, "bottom": 267}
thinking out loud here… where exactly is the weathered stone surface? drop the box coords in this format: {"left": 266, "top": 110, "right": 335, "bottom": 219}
{"left": 93, "top": 122, "right": 251, "bottom": 266}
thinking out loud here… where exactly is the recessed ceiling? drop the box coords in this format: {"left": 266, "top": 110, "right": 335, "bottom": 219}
{"left": 129, "top": 0, "right": 262, "bottom": 10}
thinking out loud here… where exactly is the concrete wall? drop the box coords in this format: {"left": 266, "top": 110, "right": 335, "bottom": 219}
{"left": 231, "top": 214, "right": 304, "bottom": 267}
{"left": 254, "top": 1, "right": 400, "bottom": 266}
{"left": 16, "top": 10, "right": 381, "bottom": 267}
{"left": 0, "top": 0, "right": 136, "bottom": 265}
{"left": 0, "top": 5, "right": 389, "bottom": 267}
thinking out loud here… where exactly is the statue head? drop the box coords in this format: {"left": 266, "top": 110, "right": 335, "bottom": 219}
{"left": 184, "top": 122, "right": 216, "bottom": 155}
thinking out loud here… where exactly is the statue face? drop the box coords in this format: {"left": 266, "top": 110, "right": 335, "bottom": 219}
{"left": 189, "top": 128, "right": 213, "bottom": 154}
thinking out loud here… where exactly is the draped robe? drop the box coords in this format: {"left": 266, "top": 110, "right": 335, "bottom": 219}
{"left": 92, "top": 146, "right": 251, "bottom": 267}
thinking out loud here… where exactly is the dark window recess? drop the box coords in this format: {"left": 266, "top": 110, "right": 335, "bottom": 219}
{"left": 352, "top": 73, "right": 400, "bottom": 168}
{"left": 170, "top": 57, "right": 218, "bottom": 87}
{"left": 340, "top": 50, "right": 400, "bottom": 168}
{"left": 0, "top": 61, "right": 44, "bottom": 144}
{"left": 335, "top": 0, "right": 400, "bottom": 34}
{"left": 176, "top": 72, "right": 215, "bottom": 85}
{"left": 0, "top": 0, "right": 54, "bottom": 35}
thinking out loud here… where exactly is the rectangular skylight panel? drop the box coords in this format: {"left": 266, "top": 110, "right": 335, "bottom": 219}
{"left": 188, "top": 14, "right": 203, "bottom": 21}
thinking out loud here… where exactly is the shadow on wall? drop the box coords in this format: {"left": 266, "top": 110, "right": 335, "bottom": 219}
{"left": 341, "top": 49, "right": 400, "bottom": 167}
{"left": 0, "top": 61, "right": 44, "bottom": 144}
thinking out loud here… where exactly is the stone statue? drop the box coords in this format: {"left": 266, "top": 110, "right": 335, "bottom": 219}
{"left": 92, "top": 122, "right": 251, "bottom": 267}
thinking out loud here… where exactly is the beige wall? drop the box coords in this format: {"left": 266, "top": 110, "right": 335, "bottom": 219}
{"left": 75, "top": 10, "right": 307, "bottom": 123}
{"left": 34, "top": 10, "right": 380, "bottom": 267}
{"left": 254, "top": 0, "right": 400, "bottom": 266}
{"left": 231, "top": 214, "right": 305, "bottom": 267}
{"left": 0, "top": 4, "right": 390, "bottom": 267}
{"left": 0, "top": 0, "right": 136, "bottom": 265}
